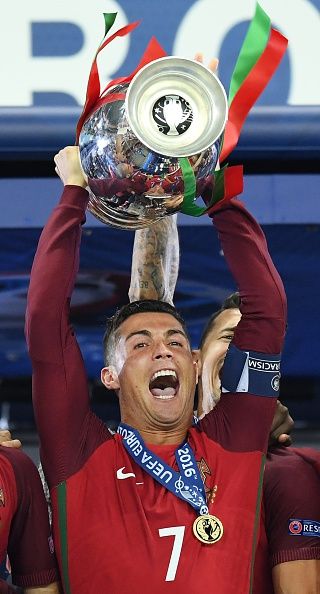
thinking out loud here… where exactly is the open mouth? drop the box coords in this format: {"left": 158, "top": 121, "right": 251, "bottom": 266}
{"left": 149, "top": 370, "right": 179, "bottom": 400}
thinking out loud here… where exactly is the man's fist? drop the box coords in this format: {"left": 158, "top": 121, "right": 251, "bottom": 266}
{"left": 0, "top": 430, "right": 21, "bottom": 448}
{"left": 54, "top": 146, "right": 87, "bottom": 188}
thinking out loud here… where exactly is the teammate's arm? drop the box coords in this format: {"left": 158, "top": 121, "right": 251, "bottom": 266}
{"left": 272, "top": 559, "right": 320, "bottom": 594}
{"left": 128, "top": 215, "right": 179, "bottom": 304}
{"left": 3, "top": 448, "right": 60, "bottom": 592}
{"left": 264, "top": 449, "right": 320, "bottom": 594}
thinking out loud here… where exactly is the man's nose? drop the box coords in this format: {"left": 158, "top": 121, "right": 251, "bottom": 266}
{"left": 153, "top": 341, "right": 173, "bottom": 359}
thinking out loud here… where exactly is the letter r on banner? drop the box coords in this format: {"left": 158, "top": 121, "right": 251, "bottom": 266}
{"left": 0, "top": 0, "right": 128, "bottom": 106}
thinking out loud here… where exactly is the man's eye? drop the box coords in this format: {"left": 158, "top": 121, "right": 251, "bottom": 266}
{"left": 169, "top": 341, "right": 183, "bottom": 347}
{"left": 134, "top": 342, "right": 148, "bottom": 349}
{"left": 220, "top": 334, "right": 234, "bottom": 342}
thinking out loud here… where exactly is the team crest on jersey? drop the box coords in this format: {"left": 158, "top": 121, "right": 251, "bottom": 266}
{"left": 0, "top": 488, "right": 5, "bottom": 507}
{"left": 197, "top": 458, "right": 217, "bottom": 504}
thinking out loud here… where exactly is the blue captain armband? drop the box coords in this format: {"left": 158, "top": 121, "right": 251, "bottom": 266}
{"left": 221, "top": 344, "right": 281, "bottom": 397}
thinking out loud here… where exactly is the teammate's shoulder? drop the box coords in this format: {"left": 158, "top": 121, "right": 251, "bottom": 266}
{"left": 0, "top": 446, "right": 39, "bottom": 481}
{"left": 265, "top": 445, "right": 319, "bottom": 484}
{"left": 267, "top": 446, "right": 301, "bottom": 466}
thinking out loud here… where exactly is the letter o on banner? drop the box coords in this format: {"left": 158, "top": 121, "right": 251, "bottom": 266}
{"left": 174, "top": 0, "right": 320, "bottom": 105}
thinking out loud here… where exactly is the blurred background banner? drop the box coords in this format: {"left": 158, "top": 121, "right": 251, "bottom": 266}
{"left": 0, "top": 0, "right": 319, "bottom": 430}
{"left": 0, "top": 0, "right": 319, "bottom": 108}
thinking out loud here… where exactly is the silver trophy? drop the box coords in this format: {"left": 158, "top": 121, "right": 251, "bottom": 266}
{"left": 79, "top": 57, "right": 228, "bottom": 229}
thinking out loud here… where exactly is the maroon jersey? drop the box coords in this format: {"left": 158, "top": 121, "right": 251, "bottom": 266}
{"left": 252, "top": 446, "right": 320, "bottom": 594}
{"left": 0, "top": 447, "right": 58, "bottom": 590}
{"left": 26, "top": 187, "right": 286, "bottom": 593}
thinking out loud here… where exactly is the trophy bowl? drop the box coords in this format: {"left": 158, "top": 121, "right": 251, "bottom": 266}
{"left": 79, "top": 57, "right": 228, "bottom": 229}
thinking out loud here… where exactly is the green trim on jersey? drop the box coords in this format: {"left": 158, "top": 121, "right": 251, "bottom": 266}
{"left": 57, "top": 481, "right": 71, "bottom": 594}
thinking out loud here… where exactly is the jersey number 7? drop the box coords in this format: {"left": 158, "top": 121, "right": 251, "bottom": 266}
{"left": 159, "top": 526, "right": 186, "bottom": 581}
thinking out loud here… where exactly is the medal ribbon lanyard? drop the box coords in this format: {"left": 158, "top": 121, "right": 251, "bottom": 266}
{"left": 118, "top": 423, "right": 208, "bottom": 515}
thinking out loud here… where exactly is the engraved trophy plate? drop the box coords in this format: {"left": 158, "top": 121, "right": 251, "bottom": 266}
{"left": 125, "top": 56, "right": 228, "bottom": 158}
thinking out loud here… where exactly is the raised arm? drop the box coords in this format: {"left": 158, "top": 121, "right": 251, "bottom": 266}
{"left": 25, "top": 147, "right": 99, "bottom": 486}
{"left": 213, "top": 199, "right": 286, "bottom": 354}
{"left": 200, "top": 197, "right": 287, "bottom": 452}
{"left": 128, "top": 214, "right": 179, "bottom": 305}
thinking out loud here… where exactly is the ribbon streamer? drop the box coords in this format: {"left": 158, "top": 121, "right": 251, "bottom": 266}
{"left": 179, "top": 159, "right": 243, "bottom": 217}
{"left": 228, "top": 3, "right": 271, "bottom": 105}
{"left": 206, "top": 166, "right": 244, "bottom": 216}
{"left": 99, "top": 36, "right": 167, "bottom": 99}
{"left": 76, "top": 16, "right": 166, "bottom": 143}
{"left": 76, "top": 16, "right": 140, "bottom": 142}
{"left": 76, "top": 4, "right": 287, "bottom": 217}
{"left": 220, "top": 3, "right": 288, "bottom": 162}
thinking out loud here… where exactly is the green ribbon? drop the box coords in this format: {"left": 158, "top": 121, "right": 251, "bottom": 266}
{"left": 179, "top": 157, "right": 227, "bottom": 217}
{"left": 103, "top": 12, "right": 117, "bottom": 37}
{"left": 208, "top": 168, "right": 226, "bottom": 207}
{"left": 179, "top": 4, "right": 272, "bottom": 215}
{"left": 228, "top": 3, "right": 271, "bottom": 105}
{"left": 179, "top": 157, "right": 204, "bottom": 216}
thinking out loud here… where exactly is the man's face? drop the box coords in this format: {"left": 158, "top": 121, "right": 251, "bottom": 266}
{"left": 197, "top": 308, "right": 241, "bottom": 418}
{"left": 101, "top": 312, "right": 199, "bottom": 437}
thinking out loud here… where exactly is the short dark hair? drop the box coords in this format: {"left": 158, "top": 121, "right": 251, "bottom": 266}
{"left": 103, "top": 299, "right": 189, "bottom": 365}
{"left": 199, "top": 292, "right": 240, "bottom": 350}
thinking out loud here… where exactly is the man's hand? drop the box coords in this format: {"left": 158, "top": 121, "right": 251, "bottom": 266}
{"left": 269, "top": 400, "right": 294, "bottom": 447}
{"left": 194, "top": 53, "right": 219, "bottom": 74}
{"left": 54, "top": 146, "right": 87, "bottom": 188}
{"left": 0, "top": 430, "right": 21, "bottom": 448}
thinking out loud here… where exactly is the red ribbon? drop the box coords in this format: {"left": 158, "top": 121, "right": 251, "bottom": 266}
{"left": 100, "top": 37, "right": 167, "bottom": 98}
{"left": 220, "top": 28, "right": 288, "bottom": 163}
{"left": 76, "top": 22, "right": 166, "bottom": 143}
{"left": 76, "top": 20, "right": 140, "bottom": 143}
{"left": 206, "top": 165, "right": 244, "bottom": 216}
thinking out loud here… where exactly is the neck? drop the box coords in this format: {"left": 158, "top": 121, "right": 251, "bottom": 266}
{"left": 139, "top": 427, "right": 188, "bottom": 446}
{"left": 120, "top": 419, "right": 189, "bottom": 445}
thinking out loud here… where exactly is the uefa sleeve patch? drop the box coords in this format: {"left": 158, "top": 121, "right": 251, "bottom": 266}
{"left": 289, "top": 519, "right": 320, "bottom": 537}
{"left": 221, "top": 344, "right": 281, "bottom": 397}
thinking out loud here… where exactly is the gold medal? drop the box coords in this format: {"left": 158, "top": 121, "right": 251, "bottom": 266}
{"left": 193, "top": 514, "right": 223, "bottom": 544}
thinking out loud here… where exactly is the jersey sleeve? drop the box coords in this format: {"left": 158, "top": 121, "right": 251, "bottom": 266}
{"left": 199, "top": 198, "right": 287, "bottom": 452}
{"left": 25, "top": 186, "right": 111, "bottom": 486}
{"left": 0, "top": 448, "right": 58, "bottom": 589}
{"left": 264, "top": 447, "right": 320, "bottom": 567}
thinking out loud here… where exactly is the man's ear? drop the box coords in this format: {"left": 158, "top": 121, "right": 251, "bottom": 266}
{"left": 192, "top": 349, "right": 202, "bottom": 373}
{"left": 101, "top": 366, "right": 120, "bottom": 391}
{"left": 192, "top": 349, "right": 201, "bottom": 384}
